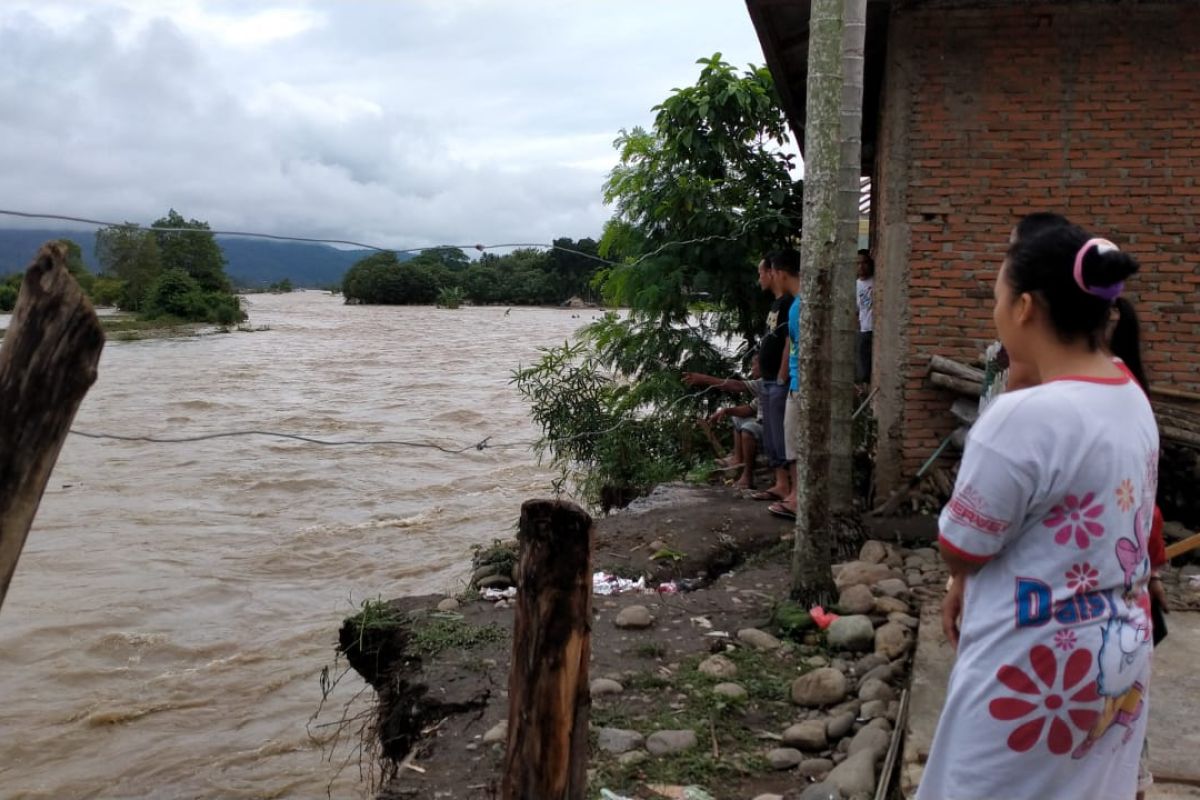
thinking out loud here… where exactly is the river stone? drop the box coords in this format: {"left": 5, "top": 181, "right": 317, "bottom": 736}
{"left": 837, "top": 584, "right": 876, "bottom": 615}
{"left": 861, "top": 663, "right": 893, "bottom": 685}
{"left": 848, "top": 724, "right": 891, "bottom": 759}
{"left": 888, "top": 612, "right": 919, "bottom": 629}
{"left": 596, "top": 727, "right": 643, "bottom": 754}
{"left": 905, "top": 571, "right": 924, "bottom": 587}
{"left": 799, "top": 783, "right": 843, "bottom": 800}
{"left": 858, "top": 677, "right": 895, "bottom": 703}
{"left": 826, "top": 615, "right": 876, "bottom": 652}
{"left": 859, "top": 540, "right": 889, "bottom": 564}
{"left": 860, "top": 699, "right": 887, "bottom": 720}
{"left": 783, "top": 720, "right": 828, "bottom": 750}
{"left": 471, "top": 564, "right": 499, "bottom": 583}
{"left": 791, "top": 667, "right": 848, "bottom": 707}
{"left": 615, "top": 605, "right": 653, "bottom": 629}
{"left": 827, "top": 749, "right": 877, "bottom": 797}
{"left": 835, "top": 561, "right": 896, "bottom": 589}
{"left": 767, "top": 747, "right": 805, "bottom": 770}
{"left": 590, "top": 678, "right": 624, "bottom": 697}
{"left": 698, "top": 654, "right": 738, "bottom": 679}
{"left": 800, "top": 757, "right": 836, "bottom": 778}
{"left": 826, "top": 711, "right": 857, "bottom": 740}
{"left": 752, "top": 795, "right": 784, "bottom": 800}
{"left": 738, "top": 627, "right": 783, "bottom": 651}
{"left": 873, "top": 596, "right": 909, "bottom": 615}
{"left": 646, "top": 729, "right": 698, "bottom": 756}
{"left": 477, "top": 574, "right": 512, "bottom": 590}
{"left": 436, "top": 597, "right": 460, "bottom": 612}
{"left": 482, "top": 720, "right": 507, "bottom": 745}
{"left": 713, "top": 682, "right": 747, "bottom": 700}
{"left": 618, "top": 750, "right": 648, "bottom": 767}
{"left": 875, "top": 578, "right": 910, "bottom": 599}
{"left": 911, "top": 547, "right": 938, "bottom": 563}
{"left": 854, "top": 652, "right": 890, "bottom": 672}
{"left": 875, "top": 622, "right": 914, "bottom": 658}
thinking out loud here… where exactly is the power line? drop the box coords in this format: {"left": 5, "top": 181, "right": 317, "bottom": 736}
{"left": 68, "top": 428, "right": 493, "bottom": 454}
{"left": 66, "top": 383, "right": 735, "bottom": 456}
{"left": 0, "top": 207, "right": 788, "bottom": 271}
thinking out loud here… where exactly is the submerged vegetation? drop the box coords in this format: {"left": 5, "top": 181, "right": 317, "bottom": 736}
{"left": 341, "top": 238, "right": 602, "bottom": 307}
{"left": 0, "top": 211, "right": 245, "bottom": 326}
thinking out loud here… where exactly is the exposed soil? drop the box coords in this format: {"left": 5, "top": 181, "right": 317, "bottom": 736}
{"left": 336, "top": 484, "right": 945, "bottom": 800}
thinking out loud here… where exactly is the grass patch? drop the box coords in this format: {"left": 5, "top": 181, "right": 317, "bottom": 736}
{"left": 632, "top": 643, "right": 668, "bottom": 660}
{"left": 408, "top": 613, "right": 507, "bottom": 657}
{"left": 345, "top": 598, "right": 404, "bottom": 650}
{"left": 588, "top": 647, "right": 800, "bottom": 797}
{"left": 471, "top": 539, "right": 518, "bottom": 578}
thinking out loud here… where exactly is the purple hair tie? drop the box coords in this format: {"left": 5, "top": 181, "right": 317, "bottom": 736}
{"left": 1073, "top": 238, "right": 1123, "bottom": 301}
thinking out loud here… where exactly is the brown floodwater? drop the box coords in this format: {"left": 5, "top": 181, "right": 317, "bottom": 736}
{"left": 0, "top": 292, "right": 596, "bottom": 799}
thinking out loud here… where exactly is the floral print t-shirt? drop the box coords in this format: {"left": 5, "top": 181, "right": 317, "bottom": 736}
{"left": 918, "top": 374, "right": 1158, "bottom": 800}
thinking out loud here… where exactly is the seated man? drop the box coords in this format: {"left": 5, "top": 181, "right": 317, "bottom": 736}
{"left": 684, "top": 356, "right": 763, "bottom": 490}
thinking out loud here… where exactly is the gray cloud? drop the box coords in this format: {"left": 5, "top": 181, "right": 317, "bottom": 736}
{"left": 0, "top": 1, "right": 773, "bottom": 250}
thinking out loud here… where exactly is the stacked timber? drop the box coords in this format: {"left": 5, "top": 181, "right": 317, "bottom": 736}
{"left": 927, "top": 355, "right": 1200, "bottom": 451}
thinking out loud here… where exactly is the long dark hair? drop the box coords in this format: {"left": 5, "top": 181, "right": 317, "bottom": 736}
{"left": 1111, "top": 297, "right": 1149, "bottom": 391}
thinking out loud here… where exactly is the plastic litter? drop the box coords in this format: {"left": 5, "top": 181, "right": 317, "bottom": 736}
{"left": 810, "top": 605, "right": 840, "bottom": 630}
{"left": 592, "top": 571, "right": 648, "bottom": 595}
{"left": 657, "top": 581, "right": 679, "bottom": 594}
{"left": 599, "top": 790, "right": 634, "bottom": 800}
{"left": 1189, "top": 575, "right": 1200, "bottom": 588}
{"left": 481, "top": 587, "right": 517, "bottom": 601}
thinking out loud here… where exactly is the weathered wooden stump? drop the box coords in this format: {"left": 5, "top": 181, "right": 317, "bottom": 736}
{"left": 0, "top": 243, "right": 105, "bottom": 612}
{"left": 501, "top": 499, "right": 593, "bottom": 800}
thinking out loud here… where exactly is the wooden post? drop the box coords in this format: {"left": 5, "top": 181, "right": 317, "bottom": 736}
{"left": 502, "top": 499, "right": 593, "bottom": 800}
{"left": 0, "top": 243, "right": 105, "bottom": 612}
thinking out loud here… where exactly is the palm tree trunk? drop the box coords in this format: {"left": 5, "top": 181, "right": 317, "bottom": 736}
{"left": 830, "top": 0, "right": 869, "bottom": 559}
{"left": 790, "top": 0, "right": 843, "bottom": 606}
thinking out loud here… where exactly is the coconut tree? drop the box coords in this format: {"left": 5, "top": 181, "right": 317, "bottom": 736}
{"left": 791, "top": 0, "right": 868, "bottom": 604}
{"left": 830, "top": 0, "right": 869, "bottom": 558}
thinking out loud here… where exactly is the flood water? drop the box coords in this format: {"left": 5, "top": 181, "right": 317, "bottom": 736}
{"left": 0, "top": 292, "right": 595, "bottom": 799}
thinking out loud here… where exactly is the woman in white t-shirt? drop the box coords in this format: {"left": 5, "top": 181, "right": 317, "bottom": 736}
{"left": 918, "top": 224, "right": 1156, "bottom": 800}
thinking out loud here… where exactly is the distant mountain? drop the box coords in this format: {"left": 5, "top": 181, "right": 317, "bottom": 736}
{"left": 0, "top": 228, "right": 398, "bottom": 288}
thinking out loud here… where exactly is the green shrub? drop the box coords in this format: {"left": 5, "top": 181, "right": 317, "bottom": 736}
{"left": 0, "top": 282, "right": 17, "bottom": 312}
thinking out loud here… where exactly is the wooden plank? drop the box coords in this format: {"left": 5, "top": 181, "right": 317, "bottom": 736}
{"left": 1165, "top": 532, "right": 1200, "bottom": 561}
{"left": 501, "top": 499, "right": 594, "bottom": 800}
{"left": 929, "top": 371, "right": 981, "bottom": 397}
{"left": 0, "top": 243, "right": 105, "bottom": 611}
{"left": 929, "top": 354, "right": 984, "bottom": 383}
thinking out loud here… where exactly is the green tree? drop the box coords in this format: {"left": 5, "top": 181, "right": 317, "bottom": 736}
{"left": 152, "top": 210, "right": 230, "bottom": 293}
{"left": 0, "top": 275, "right": 18, "bottom": 312}
{"left": 546, "top": 237, "right": 602, "bottom": 301}
{"left": 95, "top": 224, "right": 162, "bottom": 312}
{"left": 601, "top": 53, "right": 802, "bottom": 343}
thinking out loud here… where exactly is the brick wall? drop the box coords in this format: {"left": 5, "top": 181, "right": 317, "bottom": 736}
{"left": 874, "top": 1, "right": 1200, "bottom": 489}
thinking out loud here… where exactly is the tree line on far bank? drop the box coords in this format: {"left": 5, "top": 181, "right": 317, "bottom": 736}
{"left": 340, "top": 238, "right": 602, "bottom": 307}
{"left": 0, "top": 210, "right": 243, "bottom": 325}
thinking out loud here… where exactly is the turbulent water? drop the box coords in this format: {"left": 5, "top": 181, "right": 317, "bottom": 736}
{"left": 0, "top": 292, "right": 597, "bottom": 799}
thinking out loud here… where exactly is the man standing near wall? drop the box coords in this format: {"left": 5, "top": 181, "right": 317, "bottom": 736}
{"left": 751, "top": 254, "right": 795, "bottom": 503}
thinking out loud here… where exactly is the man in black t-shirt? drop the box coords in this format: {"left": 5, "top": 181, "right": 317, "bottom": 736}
{"left": 751, "top": 253, "right": 794, "bottom": 502}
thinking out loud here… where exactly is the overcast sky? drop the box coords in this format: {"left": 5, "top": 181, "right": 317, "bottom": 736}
{"left": 0, "top": 1, "right": 783, "bottom": 251}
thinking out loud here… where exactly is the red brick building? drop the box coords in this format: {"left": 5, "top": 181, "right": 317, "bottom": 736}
{"left": 748, "top": 0, "right": 1200, "bottom": 495}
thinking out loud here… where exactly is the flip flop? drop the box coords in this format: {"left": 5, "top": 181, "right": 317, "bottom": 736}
{"left": 750, "top": 490, "right": 783, "bottom": 502}
{"left": 768, "top": 503, "right": 797, "bottom": 520}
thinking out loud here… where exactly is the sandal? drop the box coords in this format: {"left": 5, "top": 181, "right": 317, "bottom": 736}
{"left": 768, "top": 503, "right": 797, "bottom": 520}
